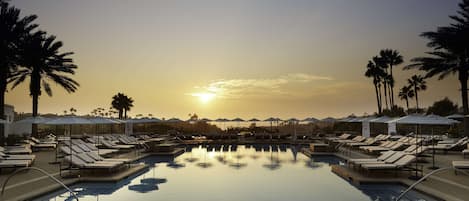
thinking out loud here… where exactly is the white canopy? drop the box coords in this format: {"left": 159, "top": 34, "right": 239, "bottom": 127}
{"left": 369, "top": 116, "right": 396, "bottom": 123}
{"left": 89, "top": 117, "right": 121, "bottom": 124}
{"left": 386, "top": 114, "right": 459, "bottom": 125}
{"left": 125, "top": 118, "right": 161, "bottom": 124}
{"left": 44, "top": 116, "right": 93, "bottom": 125}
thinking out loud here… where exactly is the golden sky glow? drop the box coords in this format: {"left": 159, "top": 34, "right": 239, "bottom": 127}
{"left": 6, "top": 0, "right": 462, "bottom": 119}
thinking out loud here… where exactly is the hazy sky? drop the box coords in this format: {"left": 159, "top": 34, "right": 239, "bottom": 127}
{"left": 6, "top": 0, "right": 462, "bottom": 119}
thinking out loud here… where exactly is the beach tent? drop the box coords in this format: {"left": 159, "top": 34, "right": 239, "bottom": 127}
{"left": 356, "top": 116, "right": 376, "bottom": 138}
{"left": 369, "top": 116, "right": 397, "bottom": 135}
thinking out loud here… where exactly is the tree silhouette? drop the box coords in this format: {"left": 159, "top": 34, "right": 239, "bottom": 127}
{"left": 379, "top": 49, "right": 403, "bottom": 106}
{"left": 407, "top": 75, "right": 427, "bottom": 111}
{"left": 365, "top": 58, "right": 386, "bottom": 114}
{"left": 398, "top": 85, "right": 414, "bottom": 112}
{"left": 111, "top": 93, "right": 134, "bottom": 119}
{"left": 9, "top": 31, "right": 79, "bottom": 118}
{"left": 0, "top": 2, "right": 37, "bottom": 143}
{"left": 406, "top": 0, "right": 469, "bottom": 116}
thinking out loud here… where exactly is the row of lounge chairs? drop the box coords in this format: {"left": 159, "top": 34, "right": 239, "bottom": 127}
{"left": 0, "top": 146, "right": 36, "bottom": 171}
{"left": 347, "top": 150, "right": 417, "bottom": 172}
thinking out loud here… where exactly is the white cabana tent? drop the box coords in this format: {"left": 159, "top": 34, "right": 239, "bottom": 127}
{"left": 356, "top": 116, "right": 376, "bottom": 138}
{"left": 10, "top": 116, "right": 50, "bottom": 135}
{"left": 387, "top": 114, "right": 459, "bottom": 170}
{"left": 369, "top": 116, "right": 397, "bottom": 135}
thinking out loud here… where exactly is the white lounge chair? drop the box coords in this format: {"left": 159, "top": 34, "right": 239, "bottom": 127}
{"left": 452, "top": 161, "right": 469, "bottom": 170}
{"left": 361, "top": 155, "right": 416, "bottom": 170}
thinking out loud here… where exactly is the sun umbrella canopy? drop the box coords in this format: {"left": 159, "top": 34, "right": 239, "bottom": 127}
{"left": 199, "top": 118, "right": 212, "bottom": 122}
{"left": 248, "top": 118, "right": 260, "bottom": 122}
{"left": 44, "top": 116, "right": 93, "bottom": 125}
{"left": 287, "top": 118, "right": 299, "bottom": 122}
{"left": 127, "top": 118, "right": 161, "bottom": 123}
{"left": 166, "top": 118, "right": 183, "bottom": 123}
{"left": 369, "top": 116, "right": 395, "bottom": 123}
{"left": 302, "top": 117, "right": 319, "bottom": 122}
{"left": 14, "top": 116, "right": 50, "bottom": 124}
{"left": 264, "top": 117, "right": 276, "bottom": 122}
{"left": 386, "top": 114, "right": 459, "bottom": 125}
{"left": 89, "top": 117, "right": 121, "bottom": 124}
{"left": 231, "top": 118, "right": 244, "bottom": 122}
{"left": 321, "top": 117, "right": 336, "bottom": 122}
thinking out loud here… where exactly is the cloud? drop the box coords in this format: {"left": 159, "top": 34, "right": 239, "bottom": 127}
{"left": 189, "top": 73, "right": 333, "bottom": 99}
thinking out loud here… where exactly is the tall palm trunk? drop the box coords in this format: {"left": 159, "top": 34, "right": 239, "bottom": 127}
{"left": 383, "top": 81, "right": 389, "bottom": 109}
{"left": 0, "top": 70, "right": 6, "bottom": 145}
{"left": 118, "top": 109, "right": 123, "bottom": 119}
{"left": 124, "top": 109, "right": 127, "bottom": 119}
{"left": 378, "top": 84, "right": 383, "bottom": 112}
{"left": 459, "top": 69, "right": 469, "bottom": 136}
{"left": 31, "top": 70, "right": 40, "bottom": 137}
{"left": 387, "top": 84, "right": 392, "bottom": 107}
{"left": 374, "top": 83, "right": 381, "bottom": 114}
{"left": 390, "top": 65, "right": 394, "bottom": 106}
{"left": 405, "top": 97, "right": 409, "bottom": 112}
{"left": 414, "top": 85, "right": 419, "bottom": 111}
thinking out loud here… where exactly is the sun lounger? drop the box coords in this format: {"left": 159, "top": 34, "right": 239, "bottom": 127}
{"left": 354, "top": 152, "right": 407, "bottom": 166}
{"left": 75, "top": 153, "right": 123, "bottom": 165}
{"left": 432, "top": 137, "right": 469, "bottom": 153}
{"left": 64, "top": 155, "right": 122, "bottom": 170}
{"left": 0, "top": 159, "right": 31, "bottom": 169}
{"left": 327, "top": 133, "right": 351, "bottom": 141}
{"left": 452, "top": 161, "right": 469, "bottom": 169}
{"left": 0, "top": 152, "right": 35, "bottom": 161}
{"left": 85, "top": 152, "right": 131, "bottom": 163}
{"left": 348, "top": 151, "right": 396, "bottom": 164}
{"left": 0, "top": 146, "right": 32, "bottom": 154}
{"left": 360, "top": 154, "right": 416, "bottom": 170}
{"left": 101, "top": 140, "right": 134, "bottom": 149}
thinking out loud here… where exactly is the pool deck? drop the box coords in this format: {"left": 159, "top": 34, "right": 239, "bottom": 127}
{"left": 0, "top": 148, "right": 185, "bottom": 201}
{"left": 302, "top": 148, "right": 469, "bottom": 201}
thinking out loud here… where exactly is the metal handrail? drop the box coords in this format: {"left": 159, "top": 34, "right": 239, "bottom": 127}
{"left": 1, "top": 167, "right": 79, "bottom": 200}
{"left": 395, "top": 167, "right": 469, "bottom": 201}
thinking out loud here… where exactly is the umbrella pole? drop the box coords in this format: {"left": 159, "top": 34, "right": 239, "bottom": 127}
{"left": 429, "top": 128, "right": 438, "bottom": 169}
{"left": 69, "top": 124, "right": 73, "bottom": 176}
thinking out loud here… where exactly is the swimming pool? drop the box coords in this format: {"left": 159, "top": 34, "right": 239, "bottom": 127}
{"left": 36, "top": 144, "right": 436, "bottom": 201}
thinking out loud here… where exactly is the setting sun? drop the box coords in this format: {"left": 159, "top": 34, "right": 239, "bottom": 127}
{"left": 192, "top": 92, "right": 216, "bottom": 103}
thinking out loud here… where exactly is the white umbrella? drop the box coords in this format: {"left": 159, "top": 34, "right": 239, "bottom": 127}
{"left": 44, "top": 116, "right": 93, "bottom": 172}
{"left": 387, "top": 114, "right": 459, "bottom": 173}
{"left": 11, "top": 116, "right": 50, "bottom": 135}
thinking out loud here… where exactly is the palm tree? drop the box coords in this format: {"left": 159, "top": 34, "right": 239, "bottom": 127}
{"left": 123, "top": 95, "right": 133, "bottom": 119}
{"left": 380, "top": 49, "right": 404, "bottom": 106}
{"left": 406, "top": 0, "right": 469, "bottom": 115}
{"left": 398, "top": 85, "right": 414, "bottom": 111}
{"left": 112, "top": 93, "right": 125, "bottom": 119}
{"left": 407, "top": 75, "right": 427, "bottom": 111}
{"left": 365, "top": 59, "right": 386, "bottom": 114}
{"left": 9, "top": 31, "right": 78, "bottom": 136}
{"left": 111, "top": 93, "right": 134, "bottom": 119}
{"left": 0, "top": 2, "right": 37, "bottom": 142}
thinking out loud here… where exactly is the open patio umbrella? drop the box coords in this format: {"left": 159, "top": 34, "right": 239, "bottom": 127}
{"left": 387, "top": 114, "right": 459, "bottom": 176}
{"left": 89, "top": 117, "right": 121, "bottom": 155}
{"left": 249, "top": 118, "right": 260, "bottom": 122}
{"left": 44, "top": 116, "right": 93, "bottom": 173}
{"left": 11, "top": 116, "right": 50, "bottom": 135}
{"left": 264, "top": 117, "right": 276, "bottom": 133}
{"left": 166, "top": 118, "right": 183, "bottom": 123}
{"left": 199, "top": 118, "right": 212, "bottom": 122}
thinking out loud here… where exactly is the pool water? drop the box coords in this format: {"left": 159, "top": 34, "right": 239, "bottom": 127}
{"left": 36, "top": 144, "right": 436, "bottom": 201}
